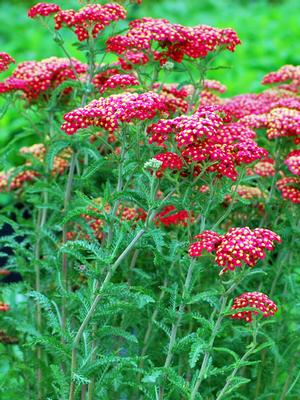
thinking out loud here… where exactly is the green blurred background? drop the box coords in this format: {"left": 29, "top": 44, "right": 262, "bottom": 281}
{"left": 0, "top": 0, "right": 299, "bottom": 149}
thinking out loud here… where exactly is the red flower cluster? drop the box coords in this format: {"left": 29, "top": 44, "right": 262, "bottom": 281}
{"left": 61, "top": 92, "right": 170, "bottom": 135}
{"left": 284, "top": 149, "right": 300, "bottom": 175}
{"left": 107, "top": 18, "right": 240, "bottom": 64}
{"left": 262, "top": 65, "right": 300, "bottom": 87}
{"left": 152, "top": 83, "right": 191, "bottom": 113}
{"left": 152, "top": 83, "right": 192, "bottom": 99}
{"left": 203, "top": 79, "right": 227, "bottom": 93}
{"left": 118, "top": 51, "right": 149, "bottom": 70}
{"left": 0, "top": 52, "right": 15, "bottom": 73}
{"left": 199, "top": 79, "right": 227, "bottom": 106}
{"left": 28, "top": 3, "right": 61, "bottom": 18}
{"left": 241, "top": 107, "right": 300, "bottom": 140}
{"left": 154, "top": 152, "right": 183, "bottom": 177}
{"left": 277, "top": 177, "right": 300, "bottom": 204}
{"left": 0, "top": 57, "right": 86, "bottom": 100}
{"left": 0, "top": 303, "right": 10, "bottom": 312}
{"left": 231, "top": 292, "right": 278, "bottom": 323}
{"left": 54, "top": 3, "right": 126, "bottom": 41}
{"left": 99, "top": 73, "right": 140, "bottom": 94}
{"left": 222, "top": 90, "right": 299, "bottom": 120}
{"left": 154, "top": 205, "right": 192, "bottom": 227}
{"left": 148, "top": 107, "right": 267, "bottom": 180}
{"left": 189, "top": 227, "right": 281, "bottom": 273}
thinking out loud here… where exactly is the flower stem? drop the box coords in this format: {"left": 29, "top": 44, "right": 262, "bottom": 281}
{"left": 158, "top": 261, "right": 195, "bottom": 399}
{"left": 216, "top": 327, "right": 257, "bottom": 400}
{"left": 68, "top": 228, "right": 146, "bottom": 400}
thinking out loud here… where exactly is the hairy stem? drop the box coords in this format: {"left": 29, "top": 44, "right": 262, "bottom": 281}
{"left": 158, "top": 261, "right": 195, "bottom": 399}
{"left": 68, "top": 228, "right": 146, "bottom": 400}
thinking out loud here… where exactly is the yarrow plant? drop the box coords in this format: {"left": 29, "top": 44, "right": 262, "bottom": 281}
{"left": 0, "top": 2, "right": 299, "bottom": 400}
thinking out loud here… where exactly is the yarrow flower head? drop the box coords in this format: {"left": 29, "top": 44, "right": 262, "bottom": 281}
{"left": 262, "top": 65, "right": 300, "bottom": 88}
{"left": 199, "top": 80, "right": 227, "bottom": 106}
{"left": 284, "top": 149, "right": 300, "bottom": 175}
{"left": 0, "top": 52, "right": 15, "bottom": 73}
{"left": 28, "top": 3, "right": 61, "bottom": 18}
{"left": 277, "top": 176, "right": 300, "bottom": 204}
{"left": 0, "top": 57, "right": 87, "bottom": 100}
{"left": 148, "top": 106, "right": 267, "bottom": 180}
{"left": 189, "top": 227, "right": 281, "bottom": 273}
{"left": 203, "top": 79, "right": 227, "bottom": 93}
{"left": 54, "top": 3, "right": 127, "bottom": 41}
{"left": 99, "top": 73, "right": 140, "bottom": 94}
{"left": 61, "top": 92, "right": 170, "bottom": 135}
{"left": 107, "top": 18, "right": 240, "bottom": 65}
{"left": 153, "top": 152, "right": 183, "bottom": 177}
{"left": 231, "top": 292, "right": 278, "bottom": 323}
{"left": 240, "top": 107, "right": 300, "bottom": 140}
{"left": 154, "top": 205, "right": 193, "bottom": 227}
{"left": 222, "top": 90, "right": 298, "bottom": 120}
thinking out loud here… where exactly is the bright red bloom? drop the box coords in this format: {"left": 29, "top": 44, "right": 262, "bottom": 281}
{"left": 151, "top": 84, "right": 190, "bottom": 113}
{"left": 99, "top": 74, "right": 140, "bottom": 93}
{"left": 28, "top": 3, "right": 61, "bottom": 18}
{"left": 203, "top": 79, "right": 227, "bottom": 93}
{"left": 118, "top": 51, "right": 149, "bottom": 70}
{"left": 148, "top": 107, "right": 267, "bottom": 181}
{"left": 284, "top": 149, "right": 300, "bottom": 175}
{"left": 277, "top": 177, "right": 300, "bottom": 204}
{"left": 0, "top": 52, "right": 15, "bottom": 73}
{"left": 153, "top": 152, "right": 183, "bottom": 177}
{"left": 0, "top": 57, "right": 86, "bottom": 100}
{"left": 152, "top": 83, "right": 191, "bottom": 99}
{"left": 222, "top": 90, "right": 299, "bottom": 120}
{"left": 61, "top": 92, "right": 169, "bottom": 135}
{"left": 154, "top": 205, "right": 192, "bottom": 227}
{"left": 231, "top": 292, "right": 278, "bottom": 323}
{"left": 189, "top": 231, "right": 222, "bottom": 256}
{"left": 107, "top": 18, "right": 240, "bottom": 64}
{"left": 55, "top": 3, "right": 126, "bottom": 41}
{"left": 262, "top": 65, "right": 300, "bottom": 86}
{"left": 92, "top": 68, "right": 120, "bottom": 89}
{"left": 189, "top": 227, "right": 281, "bottom": 273}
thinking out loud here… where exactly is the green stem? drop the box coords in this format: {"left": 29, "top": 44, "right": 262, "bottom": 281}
{"left": 216, "top": 327, "right": 258, "bottom": 400}
{"left": 211, "top": 169, "right": 245, "bottom": 231}
{"left": 68, "top": 228, "right": 146, "bottom": 400}
{"left": 158, "top": 261, "right": 195, "bottom": 399}
{"left": 190, "top": 281, "right": 238, "bottom": 400}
